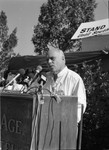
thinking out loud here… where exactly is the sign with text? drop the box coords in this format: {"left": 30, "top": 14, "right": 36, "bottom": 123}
{"left": 71, "top": 19, "right": 109, "bottom": 39}
{"left": 0, "top": 92, "right": 33, "bottom": 150}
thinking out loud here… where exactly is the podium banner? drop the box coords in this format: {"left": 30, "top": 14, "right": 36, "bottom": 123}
{"left": 0, "top": 92, "right": 33, "bottom": 150}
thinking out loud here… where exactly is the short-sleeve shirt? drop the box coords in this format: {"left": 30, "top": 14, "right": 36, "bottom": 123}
{"left": 44, "top": 66, "right": 86, "bottom": 122}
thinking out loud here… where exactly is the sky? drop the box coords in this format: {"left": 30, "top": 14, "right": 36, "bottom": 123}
{"left": 0, "top": 0, "right": 109, "bottom": 56}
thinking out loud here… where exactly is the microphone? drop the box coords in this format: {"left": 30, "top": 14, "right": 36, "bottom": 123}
{"left": 4, "top": 68, "right": 25, "bottom": 89}
{"left": 38, "top": 72, "right": 47, "bottom": 86}
{"left": 37, "top": 72, "right": 47, "bottom": 104}
{"left": 29, "top": 65, "right": 42, "bottom": 85}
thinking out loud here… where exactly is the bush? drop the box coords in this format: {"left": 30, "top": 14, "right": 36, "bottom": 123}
{"left": 73, "top": 59, "right": 109, "bottom": 150}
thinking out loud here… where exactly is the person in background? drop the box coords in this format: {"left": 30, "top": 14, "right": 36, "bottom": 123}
{"left": 44, "top": 45, "right": 87, "bottom": 123}
{"left": 4, "top": 72, "right": 24, "bottom": 92}
{"left": 2, "top": 69, "right": 26, "bottom": 92}
{"left": 0, "top": 70, "right": 9, "bottom": 87}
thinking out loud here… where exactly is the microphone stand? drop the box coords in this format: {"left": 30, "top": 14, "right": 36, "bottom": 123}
{"left": 30, "top": 81, "right": 45, "bottom": 150}
{"left": 37, "top": 81, "right": 44, "bottom": 104}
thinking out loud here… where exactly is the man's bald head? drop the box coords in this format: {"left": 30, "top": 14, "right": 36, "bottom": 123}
{"left": 46, "top": 45, "right": 66, "bottom": 74}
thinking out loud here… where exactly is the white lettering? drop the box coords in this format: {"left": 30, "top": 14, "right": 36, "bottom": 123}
{"left": 1, "top": 114, "right": 23, "bottom": 134}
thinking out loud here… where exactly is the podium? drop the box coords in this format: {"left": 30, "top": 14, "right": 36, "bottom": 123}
{"left": 0, "top": 92, "right": 78, "bottom": 150}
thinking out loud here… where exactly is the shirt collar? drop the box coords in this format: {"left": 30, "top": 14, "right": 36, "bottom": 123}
{"left": 57, "top": 66, "right": 68, "bottom": 78}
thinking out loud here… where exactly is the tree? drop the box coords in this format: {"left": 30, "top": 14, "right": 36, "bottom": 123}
{"left": 72, "top": 60, "right": 109, "bottom": 150}
{"left": 32, "top": 0, "right": 97, "bottom": 54}
{"left": 0, "top": 11, "right": 18, "bottom": 71}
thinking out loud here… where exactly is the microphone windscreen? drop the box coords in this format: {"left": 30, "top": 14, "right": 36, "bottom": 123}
{"left": 38, "top": 72, "right": 47, "bottom": 85}
{"left": 19, "top": 68, "right": 25, "bottom": 75}
{"left": 36, "top": 65, "right": 42, "bottom": 73}
{"left": 28, "top": 73, "right": 34, "bottom": 79}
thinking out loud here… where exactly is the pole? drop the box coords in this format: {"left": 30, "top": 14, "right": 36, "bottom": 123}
{"left": 108, "top": 0, "right": 109, "bottom": 28}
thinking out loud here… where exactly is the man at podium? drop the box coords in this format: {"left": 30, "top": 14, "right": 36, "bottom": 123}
{"left": 30, "top": 45, "right": 87, "bottom": 150}
{"left": 45, "top": 44, "right": 87, "bottom": 123}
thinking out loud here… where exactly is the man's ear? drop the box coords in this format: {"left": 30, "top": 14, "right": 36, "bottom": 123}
{"left": 62, "top": 55, "right": 65, "bottom": 60}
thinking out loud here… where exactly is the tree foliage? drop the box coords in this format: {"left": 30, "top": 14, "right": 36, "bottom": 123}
{"left": 0, "top": 11, "right": 18, "bottom": 71}
{"left": 32, "top": 0, "right": 97, "bottom": 54}
{"left": 73, "top": 60, "right": 109, "bottom": 150}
